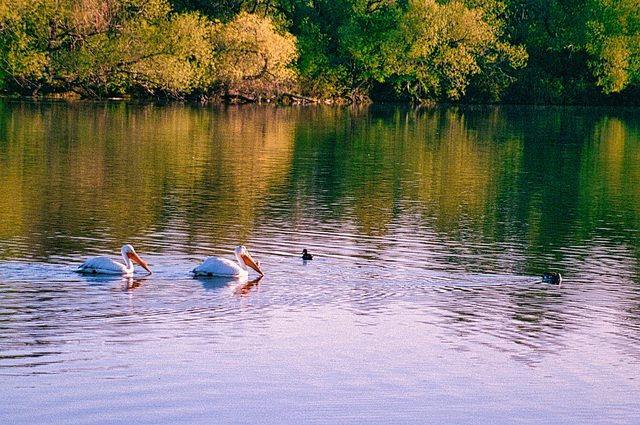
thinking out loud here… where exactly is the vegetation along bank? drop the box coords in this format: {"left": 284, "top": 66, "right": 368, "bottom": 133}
{"left": 1, "top": 0, "right": 638, "bottom": 104}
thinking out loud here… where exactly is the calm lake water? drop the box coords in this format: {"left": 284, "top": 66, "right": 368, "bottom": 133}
{"left": 1, "top": 100, "right": 640, "bottom": 424}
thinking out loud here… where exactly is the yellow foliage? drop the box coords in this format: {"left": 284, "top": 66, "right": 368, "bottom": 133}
{"left": 210, "top": 12, "right": 298, "bottom": 97}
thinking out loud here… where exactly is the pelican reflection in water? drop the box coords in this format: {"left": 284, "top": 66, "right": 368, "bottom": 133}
{"left": 234, "top": 276, "right": 263, "bottom": 296}
{"left": 77, "top": 244, "right": 152, "bottom": 276}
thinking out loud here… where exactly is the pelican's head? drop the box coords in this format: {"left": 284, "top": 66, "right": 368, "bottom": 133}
{"left": 122, "top": 244, "right": 152, "bottom": 275}
{"left": 235, "top": 246, "right": 264, "bottom": 276}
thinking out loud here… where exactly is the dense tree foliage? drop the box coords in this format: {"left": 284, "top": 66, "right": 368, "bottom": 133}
{"left": 378, "top": 0, "right": 527, "bottom": 101}
{"left": 210, "top": 12, "right": 297, "bottom": 99}
{"left": 0, "top": 0, "right": 207, "bottom": 97}
{"left": 0, "top": 0, "right": 638, "bottom": 103}
{"left": 503, "top": 0, "right": 640, "bottom": 103}
{"left": 0, "top": 0, "right": 296, "bottom": 99}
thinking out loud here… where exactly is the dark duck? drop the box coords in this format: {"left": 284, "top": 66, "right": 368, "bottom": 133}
{"left": 302, "top": 249, "right": 314, "bottom": 260}
{"left": 542, "top": 272, "right": 562, "bottom": 284}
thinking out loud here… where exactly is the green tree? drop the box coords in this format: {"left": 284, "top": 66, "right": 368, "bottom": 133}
{"left": 0, "top": 1, "right": 297, "bottom": 99}
{"left": 338, "top": 0, "right": 403, "bottom": 101}
{"left": 504, "top": 0, "right": 640, "bottom": 102}
{"left": 585, "top": 0, "right": 640, "bottom": 93}
{"left": 381, "top": 0, "right": 527, "bottom": 101}
{"left": 0, "top": 0, "right": 214, "bottom": 98}
{"left": 284, "top": 0, "right": 358, "bottom": 100}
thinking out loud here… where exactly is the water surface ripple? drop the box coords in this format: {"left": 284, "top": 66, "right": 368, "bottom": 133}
{"left": 1, "top": 102, "right": 640, "bottom": 424}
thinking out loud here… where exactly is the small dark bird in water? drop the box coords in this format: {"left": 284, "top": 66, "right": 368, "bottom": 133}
{"left": 302, "top": 249, "right": 314, "bottom": 260}
{"left": 542, "top": 272, "right": 562, "bottom": 284}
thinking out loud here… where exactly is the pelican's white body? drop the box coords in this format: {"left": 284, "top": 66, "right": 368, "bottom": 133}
{"left": 192, "top": 246, "right": 263, "bottom": 278}
{"left": 77, "top": 245, "right": 151, "bottom": 276}
{"left": 192, "top": 257, "right": 247, "bottom": 277}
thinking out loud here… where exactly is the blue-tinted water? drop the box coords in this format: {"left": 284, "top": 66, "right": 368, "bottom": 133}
{"left": 1, "top": 101, "right": 640, "bottom": 423}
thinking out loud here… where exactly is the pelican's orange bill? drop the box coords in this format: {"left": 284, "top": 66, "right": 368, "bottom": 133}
{"left": 242, "top": 253, "right": 264, "bottom": 276}
{"left": 128, "top": 251, "right": 152, "bottom": 274}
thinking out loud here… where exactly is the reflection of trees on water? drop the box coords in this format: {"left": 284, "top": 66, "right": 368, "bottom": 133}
{"left": 0, "top": 102, "right": 297, "bottom": 259}
{"left": 285, "top": 106, "right": 640, "bottom": 275}
{"left": 3, "top": 101, "right": 640, "bottom": 359}
{"left": 3, "top": 101, "right": 640, "bottom": 279}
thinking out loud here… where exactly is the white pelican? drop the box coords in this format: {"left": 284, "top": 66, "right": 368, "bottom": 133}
{"left": 192, "top": 246, "right": 264, "bottom": 278}
{"left": 77, "top": 244, "right": 152, "bottom": 276}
